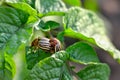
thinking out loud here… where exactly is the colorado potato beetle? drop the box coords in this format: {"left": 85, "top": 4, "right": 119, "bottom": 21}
{"left": 31, "top": 37, "right": 61, "bottom": 53}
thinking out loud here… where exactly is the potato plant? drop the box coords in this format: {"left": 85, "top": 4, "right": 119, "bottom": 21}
{"left": 0, "top": 0, "right": 120, "bottom": 80}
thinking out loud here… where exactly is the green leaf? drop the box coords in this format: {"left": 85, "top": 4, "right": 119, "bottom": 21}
{"left": 38, "top": 12, "right": 65, "bottom": 18}
{"left": 57, "top": 31, "right": 64, "bottom": 43}
{"left": 4, "top": 0, "right": 26, "bottom": 3}
{"left": 63, "top": 0, "right": 81, "bottom": 6}
{"left": 26, "top": 46, "right": 51, "bottom": 69}
{"left": 61, "top": 64, "right": 73, "bottom": 80}
{"left": 0, "top": 6, "right": 31, "bottom": 55}
{"left": 38, "top": 20, "right": 50, "bottom": 31}
{"left": 0, "top": 0, "right": 4, "bottom": 5}
{"left": 5, "top": 0, "right": 36, "bottom": 9}
{"left": 0, "top": 50, "right": 4, "bottom": 80}
{"left": 77, "top": 63, "right": 110, "bottom": 80}
{"left": 84, "top": 0, "right": 99, "bottom": 12}
{"left": 45, "top": 21, "right": 60, "bottom": 30}
{"left": 38, "top": 20, "right": 60, "bottom": 31}
{"left": 0, "top": 52, "right": 16, "bottom": 80}
{"left": 6, "top": 2, "right": 38, "bottom": 23}
{"left": 35, "top": 0, "right": 67, "bottom": 13}
{"left": 13, "top": 44, "right": 30, "bottom": 80}
{"left": 64, "top": 7, "right": 120, "bottom": 63}
{"left": 4, "top": 53, "right": 16, "bottom": 80}
{"left": 25, "top": 0, "right": 35, "bottom": 8}
{"left": 26, "top": 51, "right": 69, "bottom": 80}
{"left": 66, "top": 42, "right": 99, "bottom": 64}
{"left": 5, "top": 0, "right": 35, "bottom": 8}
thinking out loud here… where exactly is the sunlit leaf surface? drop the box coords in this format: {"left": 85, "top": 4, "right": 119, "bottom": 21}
{"left": 64, "top": 7, "right": 120, "bottom": 63}
{"left": 35, "top": 0, "right": 67, "bottom": 13}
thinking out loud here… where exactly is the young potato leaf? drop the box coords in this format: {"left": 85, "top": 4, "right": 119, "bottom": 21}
{"left": 0, "top": 6, "right": 31, "bottom": 55}
{"left": 38, "top": 20, "right": 60, "bottom": 31}
{"left": 35, "top": 0, "right": 67, "bottom": 13}
{"left": 77, "top": 63, "right": 110, "bottom": 80}
{"left": 6, "top": 2, "right": 38, "bottom": 23}
{"left": 26, "top": 51, "right": 69, "bottom": 80}
{"left": 66, "top": 42, "right": 99, "bottom": 64}
{"left": 63, "top": 0, "right": 81, "bottom": 6}
{"left": 45, "top": 21, "right": 60, "bottom": 30}
{"left": 0, "top": 52, "right": 16, "bottom": 80}
{"left": 25, "top": 46, "right": 51, "bottom": 69}
{"left": 64, "top": 7, "right": 120, "bottom": 63}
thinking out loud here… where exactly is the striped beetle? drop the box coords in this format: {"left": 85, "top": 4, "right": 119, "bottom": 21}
{"left": 31, "top": 37, "right": 61, "bottom": 53}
